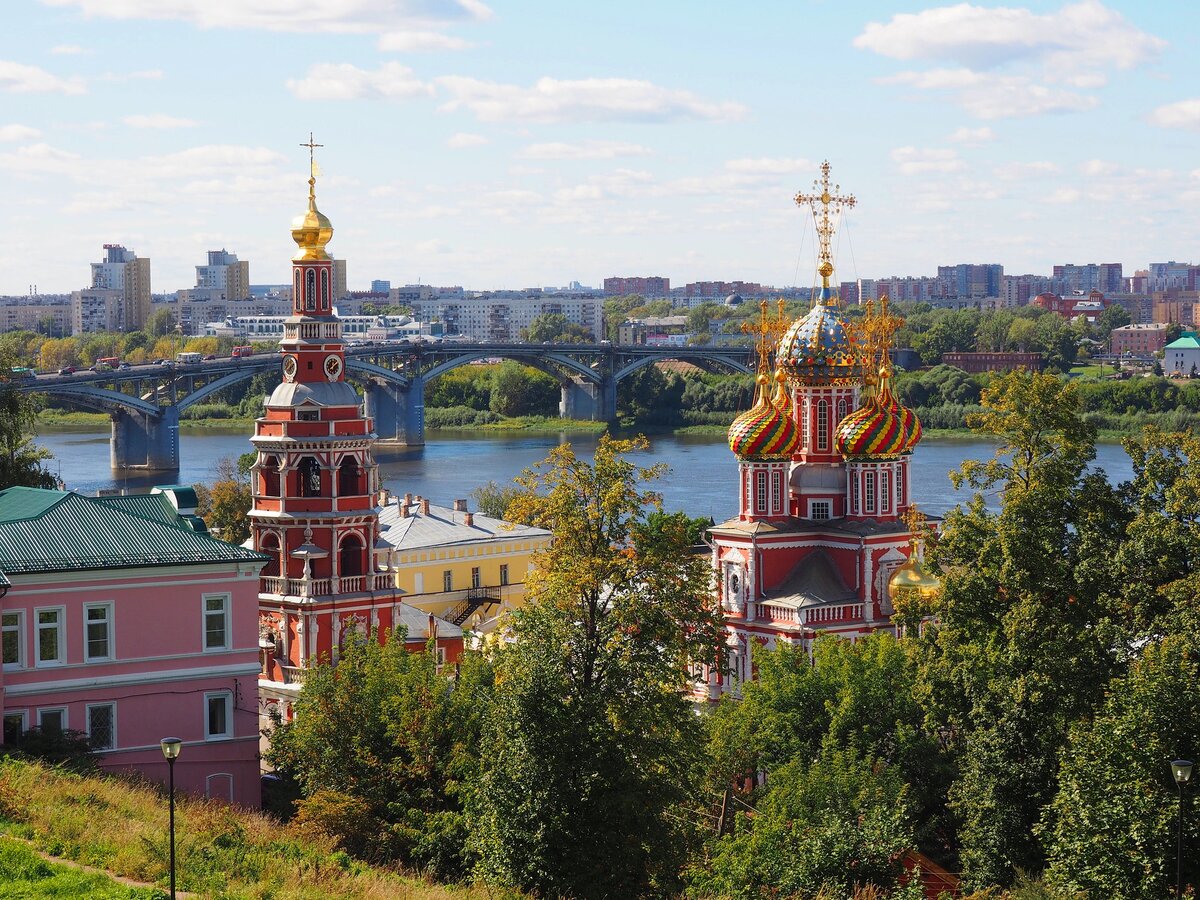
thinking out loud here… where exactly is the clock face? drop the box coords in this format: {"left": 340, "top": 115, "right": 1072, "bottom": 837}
{"left": 324, "top": 354, "right": 343, "bottom": 381}
{"left": 282, "top": 355, "right": 298, "bottom": 383}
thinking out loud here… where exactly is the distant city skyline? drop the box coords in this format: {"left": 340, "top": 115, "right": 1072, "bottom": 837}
{"left": 3, "top": 1, "right": 1200, "bottom": 295}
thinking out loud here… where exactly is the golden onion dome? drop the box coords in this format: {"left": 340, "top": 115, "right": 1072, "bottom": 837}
{"left": 728, "top": 372, "right": 801, "bottom": 461}
{"left": 292, "top": 177, "right": 334, "bottom": 261}
{"left": 888, "top": 545, "right": 940, "bottom": 599}
{"left": 777, "top": 285, "right": 859, "bottom": 386}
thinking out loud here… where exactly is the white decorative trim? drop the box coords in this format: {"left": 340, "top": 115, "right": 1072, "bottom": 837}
{"left": 5, "top": 661, "right": 261, "bottom": 697}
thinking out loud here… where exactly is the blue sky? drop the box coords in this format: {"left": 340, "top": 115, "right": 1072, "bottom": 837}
{"left": 2, "top": 0, "right": 1198, "bottom": 295}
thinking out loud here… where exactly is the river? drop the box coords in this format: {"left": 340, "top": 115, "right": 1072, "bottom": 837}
{"left": 34, "top": 427, "right": 1136, "bottom": 523}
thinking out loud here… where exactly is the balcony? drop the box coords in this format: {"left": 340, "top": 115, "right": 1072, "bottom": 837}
{"left": 280, "top": 665, "right": 308, "bottom": 685}
{"left": 260, "top": 572, "right": 394, "bottom": 599}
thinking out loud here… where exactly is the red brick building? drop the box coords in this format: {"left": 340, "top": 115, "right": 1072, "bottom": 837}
{"left": 942, "top": 352, "right": 1043, "bottom": 373}
{"left": 1110, "top": 323, "right": 1168, "bottom": 355}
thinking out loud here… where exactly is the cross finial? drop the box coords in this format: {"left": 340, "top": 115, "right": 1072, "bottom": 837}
{"left": 741, "top": 299, "right": 790, "bottom": 374}
{"left": 300, "top": 132, "right": 323, "bottom": 178}
{"left": 902, "top": 502, "right": 927, "bottom": 539}
{"left": 794, "top": 160, "right": 856, "bottom": 289}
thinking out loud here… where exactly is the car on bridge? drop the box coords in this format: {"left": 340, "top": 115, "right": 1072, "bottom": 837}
{"left": 57, "top": 366, "right": 76, "bottom": 376}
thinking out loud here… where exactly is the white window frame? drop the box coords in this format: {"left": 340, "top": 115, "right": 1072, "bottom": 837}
{"left": 83, "top": 602, "right": 114, "bottom": 663}
{"left": 816, "top": 400, "right": 829, "bottom": 451}
{"left": 471, "top": 566, "right": 481, "bottom": 589}
{"left": 810, "top": 500, "right": 832, "bottom": 520}
{"left": 204, "top": 691, "right": 234, "bottom": 741}
{"left": 865, "top": 471, "right": 876, "bottom": 514}
{"left": 36, "top": 706, "right": 67, "bottom": 734}
{"left": 896, "top": 467, "right": 905, "bottom": 507}
{"left": 881, "top": 470, "right": 891, "bottom": 514}
{"left": 755, "top": 470, "right": 768, "bottom": 513}
{"left": 443, "top": 570, "right": 452, "bottom": 592}
{"left": 2, "top": 610, "right": 24, "bottom": 671}
{"left": 34, "top": 606, "right": 65, "bottom": 668}
{"left": 86, "top": 702, "right": 116, "bottom": 751}
{"left": 3, "top": 709, "right": 27, "bottom": 743}
{"left": 202, "top": 593, "right": 231, "bottom": 653}
{"left": 499, "top": 564, "right": 509, "bottom": 586}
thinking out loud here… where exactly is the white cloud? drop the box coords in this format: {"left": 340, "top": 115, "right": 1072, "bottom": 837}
{"left": 520, "top": 140, "right": 652, "bottom": 160}
{"left": 993, "top": 160, "right": 1059, "bottom": 179}
{"left": 1048, "top": 188, "right": 1081, "bottom": 203}
{"left": 40, "top": 0, "right": 491, "bottom": 32}
{"left": 436, "top": 75, "right": 745, "bottom": 123}
{"left": 50, "top": 44, "right": 86, "bottom": 55}
{"left": 891, "top": 146, "right": 965, "bottom": 175}
{"left": 286, "top": 62, "right": 433, "bottom": 101}
{"left": 446, "top": 131, "right": 488, "bottom": 148}
{"left": 0, "top": 60, "right": 85, "bottom": 94}
{"left": 883, "top": 69, "right": 1096, "bottom": 118}
{"left": 122, "top": 114, "right": 198, "bottom": 129}
{"left": 1148, "top": 99, "right": 1200, "bottom": 131}
{"left": 378, "top": 30, "right": 473, "bottom": 51}
{"left": 858, "top": 2, "right": 1163, "bottom": 119}
{"left": 1080, "top": 158, "right": 1118, "bottom": 176}
{"left": 0, "top": 124, "right": 41, "bottom": 142}
{"left": 854, "top": 2, "right": 1163, "bottom": 73}
{"left": 554, "top": 184, "right": 603, "bottom": 202}
{"left": 724, "top": 157, "right": 814, "bottom": 175}
{"left": 947, "top": 125, "right": 995, "bottom": 144}
{"left": 414, "top": 239, "right": 454, "bottom": 254}
{"left": 98, "top": 69, "right": 163, "bottom": 82}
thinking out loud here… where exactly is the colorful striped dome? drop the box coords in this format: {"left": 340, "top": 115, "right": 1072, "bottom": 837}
{"left": 728, "top": 374, "right": 801, "bottom": 460}
{"left": 835, "top": 371, "right": 921, "bottom": 459}
{"left": 778, "top": 286, "right": 860, "bottom": 386}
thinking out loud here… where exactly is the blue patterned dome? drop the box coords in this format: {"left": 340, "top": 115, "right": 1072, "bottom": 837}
{"left": 778, "top": 286, "right": 860, "bottom": 386}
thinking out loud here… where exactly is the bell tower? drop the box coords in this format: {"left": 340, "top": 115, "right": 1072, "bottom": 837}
{"left": 250, "top": 136, "right": 383, "bottom": 675}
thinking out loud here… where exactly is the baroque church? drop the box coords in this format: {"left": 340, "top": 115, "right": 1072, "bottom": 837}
{"left": 706, "top": 162, "right": 938, "bottom": 699}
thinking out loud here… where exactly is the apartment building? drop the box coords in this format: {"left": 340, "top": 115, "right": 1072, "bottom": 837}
{"left": 409, "top": 292, "right": 603, "bottom": 342}
{"left": 83, "top": 244, "right": 151, "bottom": 331}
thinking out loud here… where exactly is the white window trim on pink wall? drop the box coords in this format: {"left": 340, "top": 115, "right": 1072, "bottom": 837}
{"left": 203, "top": 593, "right": 231, "bottom": 653}
{"left": 83, "top": 602, "right": 114, "bottom": 663}
{"left": 34, "top": 606, "right": 65, "bottom": 668}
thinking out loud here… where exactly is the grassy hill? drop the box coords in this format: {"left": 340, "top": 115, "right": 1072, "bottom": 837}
{"left": 0, "top": 757, "right": 517, "bottom": 899}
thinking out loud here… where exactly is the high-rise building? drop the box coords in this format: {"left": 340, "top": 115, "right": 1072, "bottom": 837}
{"left": 370, "top": 279, "right": 391, "bottom": 294}
{"left": 332, "top": 258, "right": 348, "bottom": 302}
{"left": 193, "top": 249, "right": 250, "bottom": 301}
{"left": 936, "top": 263, "right": 1003, "bottom": 298}
{"left": 603, "top": 276, "right": 670, "bottom": 297}
{"left": 1052, "top": 263, "right": 1122, "bottom": 295}
{"left": 79, "top": 244, "right": 151, "bottom": 332}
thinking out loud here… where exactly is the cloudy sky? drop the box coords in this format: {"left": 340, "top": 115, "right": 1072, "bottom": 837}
{"left": 2, "top": 0, "right": 1197, "bottom": 295}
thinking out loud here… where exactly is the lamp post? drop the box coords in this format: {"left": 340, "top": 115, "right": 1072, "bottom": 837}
{"left": 160, "top": 737, "right": 182, "bottom": 899}
{"left": 1172, "top": 758, "right": 1192, "bottom": 898}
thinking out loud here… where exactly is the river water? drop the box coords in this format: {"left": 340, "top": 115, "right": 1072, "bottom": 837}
{"left": 35, "top": 427, "right": 1136, "bottom": 523}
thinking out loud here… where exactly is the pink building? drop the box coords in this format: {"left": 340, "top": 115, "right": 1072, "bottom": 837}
{"left": 0, "top": 486, "right": 267, "bottom": 806}
{"left": 1110, "top": 323, "right": 1168, "bottom": 355}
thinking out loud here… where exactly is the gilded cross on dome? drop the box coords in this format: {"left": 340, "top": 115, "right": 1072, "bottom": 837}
{"left": 742, "top": 300, "right": 787, "bottom": 372}
{"left": 794, "top": 160, "right": 856, "bottom": 286}
{"left": 300, "top": 132, "right": 323, "bottom": 181}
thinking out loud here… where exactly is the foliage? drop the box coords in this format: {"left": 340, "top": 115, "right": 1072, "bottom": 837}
{"left": 265, "top": 631, "right": 494, "bottom": 881}
{"left": 470, "top": 435, "right": 723, "bottom": 898}
{"left": 618, "top": 363, "right": 685, "bottom": 423}
{"left": 144, "top": 307, "right": 177, "bottom": 337}
{"left": 520, "top": 312, "right": 592, "bottom": 343}
{"left": 0, "top": 835, "right": 163, "bottom": 898}
{"left": 488, "top": 361, "right": 558, "bottom": 418}
{"left": 194, "top": 455, "right": 253, "bottom": 544}
{"left": 468, "top": 479, "right": 522, "bottom": 520}
{"left": 1042, "top": 632, "right": 1200, "bottom": 899}
{"left": 0, "top": 361, "right": 56, "bottom": 490}
{"left": 693, "top": 749, "right": 922, "bottom": 900}
{"left": 4, "top": 727, "right": 100, "bottom": 774}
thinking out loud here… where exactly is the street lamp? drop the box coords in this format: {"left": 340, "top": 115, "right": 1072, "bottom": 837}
{"left": 160, "top": 737, "right": 182, "bottom": 899}
{"left": 1172, "top": 758, "right": 1192, "bottom": 899}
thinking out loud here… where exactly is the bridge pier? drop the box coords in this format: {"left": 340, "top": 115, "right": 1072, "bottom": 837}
{"left": 364, "top": 376, "right": 425, "bottom": 447}
{"left": 111, "top": 405, "right": 179, "bottom": 472}
{"left": 560, "top": 377, "right": 616, "bottom": 421}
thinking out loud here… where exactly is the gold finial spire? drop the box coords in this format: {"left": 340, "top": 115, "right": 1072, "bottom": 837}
{"left": 292, "top": 133, "right": 333, "bottom": 261}
{"left": 864, "top": 294, "right": 904, "bottom": 378}
{"left": 901, "top": 502, "right": 928, "bottom": 542}
{"left": 741, "top": 300, "right": 789, "bottom": 374}
{"left": 794, "top": 160, "right": 857, "bottom": 291}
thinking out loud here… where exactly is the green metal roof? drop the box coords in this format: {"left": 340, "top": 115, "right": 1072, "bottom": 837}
{"left": 1166, "top": 336, "right": 1200, "bottom": 349}
{"left": 0, "top": 487, "right": 265, "bottom": 575}
{"left": 97, "top": 493, "right": 185, "bottom": 525}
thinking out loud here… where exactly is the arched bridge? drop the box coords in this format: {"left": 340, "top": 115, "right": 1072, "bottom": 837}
{"left": 20, "top": 342, "right": 753, "bottom": 472}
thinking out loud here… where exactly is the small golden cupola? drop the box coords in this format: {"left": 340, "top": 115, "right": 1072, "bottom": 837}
{"left": 888, "top": 505, "right": 940, "bottom": 601}
{"left": 292, "top": 133, "right": 333, "bottom": 261}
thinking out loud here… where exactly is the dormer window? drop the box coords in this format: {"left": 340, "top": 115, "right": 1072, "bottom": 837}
{"left": 297, "top": 409, "right": 319, "bottom": 421}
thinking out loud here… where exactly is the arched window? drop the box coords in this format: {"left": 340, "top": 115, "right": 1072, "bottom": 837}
{"left": 321, "top": 269, "right": 330, "bottom": 311}
{"left": 259, "top": 533, "right": 280, "bottom": 578}
{"left": 305, "top": 268, "right": 316, "bottom": 311}
{"left": 339, "top": 534, "right": 364, "bottom": 577}
{"left": 293, "top": 271, "right": 301, "bottom": 311}
{"left": 338, "top": 456, "right": 360, "bottom": 496}
{"left": 800, "top": 399, "right": 809, "bottom": 449}
{"left": 297, "top": 457, "right": 321, "bottom": 497}
{"left": 816, "top": 400, "right": 829, "bottom": 451}
{"left": 837, "top": 397, "right": 848, "bottom": 423}
{"left": 259, "top": 454, "right": 280, "bottom": 497}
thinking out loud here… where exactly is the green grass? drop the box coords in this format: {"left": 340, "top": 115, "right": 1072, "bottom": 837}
{"left": 0, "top": 836, "right": 163, "bottom": 898}
{"left": 0, "top": 758, "right": 519, "bottom": 900}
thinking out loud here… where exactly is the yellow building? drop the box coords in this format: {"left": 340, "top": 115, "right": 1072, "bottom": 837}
{"left": 375, "top": 493, "right": 551, "bottom": 633}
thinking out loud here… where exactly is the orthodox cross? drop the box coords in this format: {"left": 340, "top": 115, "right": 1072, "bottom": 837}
{"left": 864, "top": 294, "right": 904, "bottom": 373}
{"left": 794, "top": 160, "right": 856, "bottom": 282}
{"left": 843, "top": 300, "right": 872, "bottom": 372}
{"left": 300, "top": 132, "right": 323, "bottom": 180}
{"left": 902, "top": 502, "right": 928, "bottom": 541}
{"left": 741, "top": 301, "right": 781, "bottom": 373}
